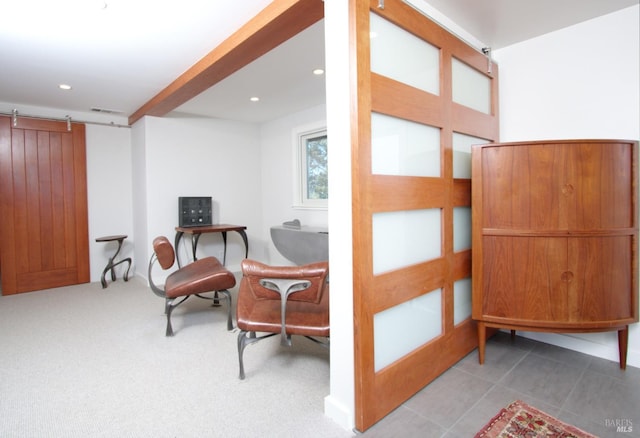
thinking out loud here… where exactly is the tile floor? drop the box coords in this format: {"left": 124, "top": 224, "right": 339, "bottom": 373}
{"left": 359, "top": 332, "right": 640, "bottom": 438}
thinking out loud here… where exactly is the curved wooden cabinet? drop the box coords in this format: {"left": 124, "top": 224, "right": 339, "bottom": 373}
{"left": 471, "top": 139, "right": 638, "bottom": 368}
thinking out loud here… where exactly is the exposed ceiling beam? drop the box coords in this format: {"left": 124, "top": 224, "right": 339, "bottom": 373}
{"left": 128, "top": 0, "right": 324, "bottom": 125}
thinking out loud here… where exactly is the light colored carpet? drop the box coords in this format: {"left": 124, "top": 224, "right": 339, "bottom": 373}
{"left": 0, "top": 276, "right": 354, "bottom": 438}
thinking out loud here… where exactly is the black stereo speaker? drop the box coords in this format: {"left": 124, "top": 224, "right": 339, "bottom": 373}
{"left": 178, "top": 197, "right": 212, "bottom": 227}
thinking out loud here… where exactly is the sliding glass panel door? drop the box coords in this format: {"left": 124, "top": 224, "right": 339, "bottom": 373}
{"left": 351, "top": 0, "right": 499, "bottom": 430}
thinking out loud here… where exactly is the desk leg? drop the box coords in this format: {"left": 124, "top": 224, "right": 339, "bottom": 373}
{"left": 221, "top": 232, "right": 228, "bottom": 265}
{"left": 100, "top": 239, "right": 122, "bottom": 288}
{"left": 174, "top": 232, "right": 184, "bottom": 268}
{"left": 235, "top": 229, "right": 249, "bottom": 258}
{"left": 100, "top": 238, "right": 130, "bottom": 289}
{"left": 192, "top": 234, "right": 202, "bottom": 261}
{"left": 100, "top": 267, "right": 109, "bottom": 289}
{"left": 122, "top": 258, "right": 131, "bottom": 281}
{"left": 102, "top": 258, "right": 132, "bottom": 286}
{"left": 222, "top": 230, "right": 248, "bottom": 265}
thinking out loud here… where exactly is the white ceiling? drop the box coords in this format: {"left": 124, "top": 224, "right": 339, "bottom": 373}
{"left": 1, "top": 0, "right": 637, "bottom": 124}
{"left": 173, "top": 19, "right": 326, "bottom": 123}
{"left": 410, "top": 0, "right": 639, "bottom": 49}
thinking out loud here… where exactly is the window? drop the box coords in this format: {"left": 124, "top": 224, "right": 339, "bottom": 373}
{"left": 294, "top": 126, "right": 328, "bottom": 209}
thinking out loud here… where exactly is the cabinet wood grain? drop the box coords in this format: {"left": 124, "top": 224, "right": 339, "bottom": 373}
{"left": 472, "top": 139, "right": 638, "bottom": 369}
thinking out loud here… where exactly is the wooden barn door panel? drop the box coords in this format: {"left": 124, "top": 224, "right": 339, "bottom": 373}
{"left": 0, "top": 116, "right": 89, "bottom": 294}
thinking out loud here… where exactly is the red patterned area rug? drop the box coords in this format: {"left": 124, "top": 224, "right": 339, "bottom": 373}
{"left": 475, "top": 400, "right": 597, "bottom": 438}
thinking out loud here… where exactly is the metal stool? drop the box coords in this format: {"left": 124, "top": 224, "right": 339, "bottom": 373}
{"left": 96, "top": 235, "right": 132, "bottom": 288}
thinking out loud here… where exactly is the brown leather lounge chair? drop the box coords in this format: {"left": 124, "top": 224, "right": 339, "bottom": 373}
{"left": 236, "top": 259, "right": 329, "bottom": 379}
{"left": 148, "top": 236, "right": 236, "bottom": 336}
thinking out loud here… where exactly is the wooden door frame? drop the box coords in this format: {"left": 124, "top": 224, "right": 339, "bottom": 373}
{"left": 351, "top": 0, "right": 499, "bottom": 430}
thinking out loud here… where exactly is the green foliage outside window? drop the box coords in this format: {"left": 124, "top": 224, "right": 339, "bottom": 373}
{"left": 305, "top": 134, "right": 328, "bottom": 200}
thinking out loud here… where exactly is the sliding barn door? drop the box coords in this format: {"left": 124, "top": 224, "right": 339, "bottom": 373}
{"left": 0, "top": 116, "right": 90, "bottom": 294}
{"left": 352, "top": 0, "right": 499, "bottom": 430}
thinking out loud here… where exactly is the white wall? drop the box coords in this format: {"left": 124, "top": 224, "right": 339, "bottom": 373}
{"left": 259, "top": 104, "right": 328, "bottom": 265}
{"left": 86, "top": 124, "right": 135, "bottom": 282}
{"left": 135, "top": 115, "right": 262, "bottom": 276}
{"left": 495, "top": 6, "right": 639, "bottom": 142}
{"left": 494, "top": 5, "right": 640, "bottom": 367}
{"left": 323, "top": 0, "right": 355, "bottom": 430}
{"left": 131, "top": 118, "right": 148, "bottom": 281}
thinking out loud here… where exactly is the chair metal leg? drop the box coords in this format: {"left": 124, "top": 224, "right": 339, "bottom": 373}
{"left": 166, "top": 291, "right": 232, "bottom": 336}
{"left": 218, "top": 290, "right": 233, "bottom": 331}
{"left": 195, "top": 290, "right": 233, "bottom": 331}
{"left": 165, "top": 296, "right": 188, "bottom": 337}
{"left": 238, "top": 330, "right": 249, "bottom": 380}
{"left": 166, "top": 298, "right": 175, "bottom": 337}
{"left": 237, "top": 330, "right": 277, "bottom": 379}
{"left": 304, "top": 336, "right": 330, "bottom": 349}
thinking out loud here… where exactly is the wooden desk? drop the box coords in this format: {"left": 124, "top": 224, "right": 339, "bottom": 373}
{"left": 174, "top": 224, "right": 248, "bottom": 267}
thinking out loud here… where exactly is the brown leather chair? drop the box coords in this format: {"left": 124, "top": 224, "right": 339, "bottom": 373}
{"left": 236, "top": 259, "right": 329, "bottom": 379}
{"left": 148, "top": 236, "right": 236, "bottom": 336}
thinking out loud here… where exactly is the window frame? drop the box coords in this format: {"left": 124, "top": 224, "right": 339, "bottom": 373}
{"left": 293, "top": 123, "right": 328, "bottom": 210}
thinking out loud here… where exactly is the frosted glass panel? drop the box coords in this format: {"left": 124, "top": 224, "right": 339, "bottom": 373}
{"left": 453, "top": 207, "right": 471, "bottom": 252}
{"left": 453, "top": 278, "right": 472, "bottom": 325}
{"left": 371, "top": 113, "right": 440, "bottom": 177}
{"left": 374, "top": 289, "right": 442, "bottom": 371}
{"left": 453, "top": 132, "right": 489, "bottom": 179}
{"left": 370, "top": 13, "right": 439, "bottom": 95}
{"left": 452, "top": 58, "right": 490, "bottom": 114}
{"left": 372, "top": 209, "right": 441, "bottom": 274}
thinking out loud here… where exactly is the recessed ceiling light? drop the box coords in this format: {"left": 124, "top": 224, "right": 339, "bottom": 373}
{"left": 313, "top": 68, "right": 325, "bottom": 75}
{"left": 58, "top": 84, "right": 72, "bottom": 90}
{"left": 250, "top": 97, "right": 260, "bottom": 102}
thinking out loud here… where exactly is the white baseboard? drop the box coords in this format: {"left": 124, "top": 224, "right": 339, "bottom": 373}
{"left": 324, "top": 395, "right": 354, "bottom": 432}
{"left": 513, "top": 330, "right": 640, "bottom": 369}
